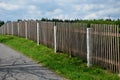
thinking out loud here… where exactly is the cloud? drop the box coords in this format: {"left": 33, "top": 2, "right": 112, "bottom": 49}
{"left": 84, "top": 13, "right": 97, "bottom": 19}
{"left": 26, "top": 5, "right": 41, "bottom": 19}
{"left": 0, "top": 0, "right": 120, "bottom": 21}
{"left": 74, "top": 4, "right": 105, "bottom": 12}
{"left": 0, "top": 2, "right": 20, "bottom": 10}
{"left": 28, "top": 5, "right": 39, "bottom": 14}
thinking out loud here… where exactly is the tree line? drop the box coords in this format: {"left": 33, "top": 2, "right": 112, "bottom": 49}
{"left": 40, "top": 18, "right": 119, "bottom": 23}
{"left": 1, "top": 18, "right": 120, "bottom": 27}
{"left": 0, "top": 21, "right": 4, "bottom": 27}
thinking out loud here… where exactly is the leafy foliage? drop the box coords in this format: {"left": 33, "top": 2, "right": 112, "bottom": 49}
{"left": 0, "top": 20, "right": 4, "bottom": 27}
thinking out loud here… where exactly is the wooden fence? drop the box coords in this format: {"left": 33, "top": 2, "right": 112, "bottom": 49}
{"left": 91, "top": 24, "right": 120, "bottom": 73}
{"left": 56, "top": 22, "right": 87, "bottom": 59}
{"left": 38, "top": 21, "right": 54, "bottom": 48}
{"left": 0, "top": 21, "right": 119, "bottom": 73}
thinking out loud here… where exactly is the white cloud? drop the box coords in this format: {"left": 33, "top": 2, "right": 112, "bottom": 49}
{"left": 0, "top": 0, "right": 120, "bottom": 21}
{"left": 74, "top": 4, "right": 105, "bottom": 12}
{"left": 32, "top": 0, "right": 53, "bottom": 3}
{"left": 26, "top": 5, "right": 41, "bottom": 19}
{"left": 54, "top": 14, "right": 69, "bottom": 20}
{"left": 56, "top": 0, "right": 78, "bottom": 6}
{"left": 54, "top": 9, "right": 63, "bottom": 14}
{"left": 0, "top": 2, "right": 20, "bottom": 10}
{"left": 84, "top": 13, "right": 97, "bottom": 19}
{"left": 28, "top": 5, "right": 37, "bottom": 14}
{"left": 84, "top": 6, "right": 120, "bottom": 19}
{"left": 74, "top": 4, "right": 93, "bottom": 11}
{"left": 45, "top": 8, "right": 63, "bottom": 17}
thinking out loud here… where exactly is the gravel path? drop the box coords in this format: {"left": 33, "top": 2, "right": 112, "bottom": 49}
{"left": 0, "top": 43, "right": 65, "bottom": 80}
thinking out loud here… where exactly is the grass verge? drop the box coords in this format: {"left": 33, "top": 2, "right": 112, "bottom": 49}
{"left": 0, "top": 35, "right": 119, "bottom": 80}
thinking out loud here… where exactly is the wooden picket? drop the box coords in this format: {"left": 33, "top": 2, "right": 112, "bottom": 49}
{"left": 56, "top": 22, "right": 87, "bottom": 59}
{"left": 91, "top": 24, "right": 120, "bottom": 72}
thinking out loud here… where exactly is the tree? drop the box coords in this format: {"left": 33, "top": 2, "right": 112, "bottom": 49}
{"left": 0, "top": 21, "right": 4, "bottom": 27}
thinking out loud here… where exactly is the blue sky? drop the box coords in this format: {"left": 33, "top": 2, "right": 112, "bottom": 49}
{"left": 0, "top": 0, "right": 120, "bottom": 21}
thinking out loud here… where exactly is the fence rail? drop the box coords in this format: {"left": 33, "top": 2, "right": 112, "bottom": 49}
{"left": 0, "top": 21, "right": 119, "bottom": 73}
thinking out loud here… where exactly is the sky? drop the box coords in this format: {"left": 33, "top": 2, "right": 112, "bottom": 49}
{"left": 0, "top": 0, "right": 120, "bottom": 21}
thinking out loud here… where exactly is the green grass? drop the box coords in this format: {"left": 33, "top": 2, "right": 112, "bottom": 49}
{"left": 0, "top": 35, "right": 120, "bottom": 80}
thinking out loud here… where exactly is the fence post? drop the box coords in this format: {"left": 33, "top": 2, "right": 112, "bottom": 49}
{"left": 11, "top": 22, "right": 13, "bottom": 35}
{"left": 7, "top": 23, "right": 9, "bottom": 34}
{"left": 3, "top": 26, "right": 4, "bottom": 34}
{"left": 25, "top": 22, "right": 28, "bottom": 39}
{"left": 37, "top": 22, "right": 40, "bottom": 45}
{"left": 8, "top": 23, "right": 10, "bottom": 34}
{"left": 54, "top": 22, "right": 57, "bottom": 53}
{"left": 2, "top": 27, "right": 3, "bottom": 35}
{"left": 87, "top": 28, "right": 92, "bottom": 67}
{"left": 17, "top": 22, "right": 20, "bottom": 36}
{"left": 4, "top": 25, "right": 5, "bottom": 34}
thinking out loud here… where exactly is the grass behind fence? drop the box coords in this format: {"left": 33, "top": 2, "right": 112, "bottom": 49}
{"left": 0, "top": 35, "right": 120, "bottom": 80}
